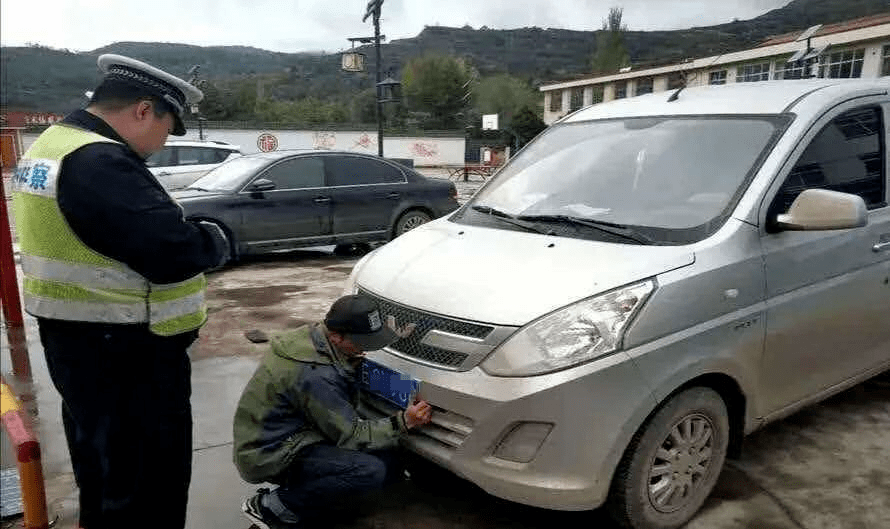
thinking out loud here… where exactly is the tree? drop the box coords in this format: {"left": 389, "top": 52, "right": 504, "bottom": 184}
{"left": 195, "top": 81, "right": 230, "bottom": 121}
{"left": 401, "top": 53, "right": 473, "bottom": 129}
{"left": 254, "top": 97, "right": 351, "bottom": 125}
{"left": 472, "top": 74, "right": 540, "bottom": 131}
{"left": 222, "top": 78, "right": 259, "bottom": 121}
{"left": 590, "top": 7, "right": 630, "bottom": 74}
{"left": 349, "top": 88, "right": 378, "bottom": 124}
{"left": 510, "top": 106, "right": 547, "bottom": 150}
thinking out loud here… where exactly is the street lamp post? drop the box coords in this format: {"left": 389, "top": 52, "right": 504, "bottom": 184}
{"left": 344, "top": 1, "right": 399, "bottom": 157}
{"left": 188, "top": 65, "right": 206, "bottom": 140}
{"left": 364, "top": 0, "right": 387, "bottom": 156}
{"left": 367, "top": 2, "right": 384, "bottom": 156}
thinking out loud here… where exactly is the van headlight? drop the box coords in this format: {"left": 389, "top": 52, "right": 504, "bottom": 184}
{"left": 481, "top": 280, "right": 655, "bottom": 377}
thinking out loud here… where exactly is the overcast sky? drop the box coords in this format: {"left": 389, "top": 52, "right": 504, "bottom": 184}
{"left": 2, "top": 0, "right": 791, "bottom": 54}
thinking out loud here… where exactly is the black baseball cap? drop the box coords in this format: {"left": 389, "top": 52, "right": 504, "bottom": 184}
{"left": 324, "top": 295, "right": 398, "bottom": 351}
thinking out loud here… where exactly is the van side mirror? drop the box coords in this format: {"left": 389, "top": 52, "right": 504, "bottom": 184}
{"left": 775, "top": 189, "right": 867, "bottom": 231}
{"left": 248, "top": 179, "right": 276, "bottom": 192}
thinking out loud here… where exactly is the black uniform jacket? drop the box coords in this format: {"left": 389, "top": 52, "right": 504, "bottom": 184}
{"left": 57, "top": 109, "right": 223, "bottom": 284}
{"left": 37, "top": 110, "right": 225, "bottom": 342}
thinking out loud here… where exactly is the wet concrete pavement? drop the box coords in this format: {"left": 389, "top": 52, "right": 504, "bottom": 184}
{"left": 2, "top": 170, "right": 889, "bottom": 529}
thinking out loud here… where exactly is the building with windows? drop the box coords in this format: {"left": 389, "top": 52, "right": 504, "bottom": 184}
{"left": 541, "top": 13, "right": 890, "bottom": 124}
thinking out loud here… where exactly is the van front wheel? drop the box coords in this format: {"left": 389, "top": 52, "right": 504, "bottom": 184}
{"left": 607, "top": 387, "right": 729, "bottom": 529}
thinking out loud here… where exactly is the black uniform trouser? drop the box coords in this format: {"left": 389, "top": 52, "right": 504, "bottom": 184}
{"left": 38, "top": 319, "right": 196, "bottom": 529}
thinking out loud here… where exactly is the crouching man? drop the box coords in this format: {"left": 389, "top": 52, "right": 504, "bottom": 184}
{"left": 233, "top": 294, "right": 432, "bottom": 529}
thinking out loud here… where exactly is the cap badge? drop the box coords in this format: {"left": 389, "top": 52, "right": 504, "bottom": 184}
{"left": 368, "top": 310, "right": 382, "bottom": 331}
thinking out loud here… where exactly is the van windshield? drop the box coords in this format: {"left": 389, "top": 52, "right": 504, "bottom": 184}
{"left": 461, "top": 116, "right": 787, "bottom": 244}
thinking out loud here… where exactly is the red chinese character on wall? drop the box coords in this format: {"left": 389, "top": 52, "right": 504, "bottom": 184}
{"left": 257, "top": 133, "right": 279, "bottom": 152}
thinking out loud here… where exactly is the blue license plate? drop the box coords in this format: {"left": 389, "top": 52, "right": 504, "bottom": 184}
{"left": 360, "top": 359, "right": 420, "bottom": 409}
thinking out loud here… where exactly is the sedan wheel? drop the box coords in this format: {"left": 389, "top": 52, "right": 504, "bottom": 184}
{"left": 607, "top": 387, "right": 729, "bottom": 529}
{"left": 333, "top": 243, "right": 371, "bottom": 257}
{"left": 394, "top": 210, "right": 432, "bottom": 237}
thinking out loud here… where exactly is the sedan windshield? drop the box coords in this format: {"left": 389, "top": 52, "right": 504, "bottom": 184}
{"left": 189, "top": 156, "right": 272, "bottom": 191}
{"left": 463, "top": 116, "right": 786, "bottom": 243}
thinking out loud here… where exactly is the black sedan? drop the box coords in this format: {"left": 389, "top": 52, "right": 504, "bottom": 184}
{"left": 171, "top": 150, "right": 459, "bottom": 259}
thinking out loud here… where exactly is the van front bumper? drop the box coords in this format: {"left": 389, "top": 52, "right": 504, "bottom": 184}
{"left": 360, "top": 348, "right": 658, "bottom": 511}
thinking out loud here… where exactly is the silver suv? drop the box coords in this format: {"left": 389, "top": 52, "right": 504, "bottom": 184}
{"left": 146, "top": 140, "right": 241, "bottom": 190}
{"left": 347, "top": 78, "right": 890, "bottom": 529}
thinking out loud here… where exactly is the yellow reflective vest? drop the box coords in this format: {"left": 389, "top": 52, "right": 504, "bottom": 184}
{"left": 11, "top": 124, "right": 208, "bottom": 336}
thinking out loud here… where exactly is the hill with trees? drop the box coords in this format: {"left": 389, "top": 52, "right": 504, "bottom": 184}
{"left": 2, "top": 0, "right": 887, "bottom": 140}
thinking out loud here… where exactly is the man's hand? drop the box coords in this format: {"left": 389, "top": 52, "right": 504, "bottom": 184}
{"left": 403, "top": 400, "right": 432, "bottom": 429}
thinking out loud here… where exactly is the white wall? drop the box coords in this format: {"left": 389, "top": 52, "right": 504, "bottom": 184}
{"left": 22, "top": 129, "right": 466, "bottom": 167}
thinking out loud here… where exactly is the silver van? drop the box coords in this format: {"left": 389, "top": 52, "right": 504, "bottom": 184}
{"left": 348, "top": 79, "right": 890, "bottom": 529}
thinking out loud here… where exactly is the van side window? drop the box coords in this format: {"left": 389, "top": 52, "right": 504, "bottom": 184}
{"left": 772, "top": 106, "right": 886, "bottom": 216}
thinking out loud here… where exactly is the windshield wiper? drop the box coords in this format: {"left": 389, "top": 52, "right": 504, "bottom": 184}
{"left": 186, "top": 186, "right": 212, "bottom": 192}
{"left": 516, "top": 214, "right": 654, "bottom": 244}
{"left": 470, "top": 205, "right": 551, "bottom": 235}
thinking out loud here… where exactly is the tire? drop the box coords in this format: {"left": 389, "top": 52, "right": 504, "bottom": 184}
{"left": 333, "top": 243, "right": 371, "bottom": 257}
{"left": 607, "top": 387, "right": 729, "bottom": 529}
{"left": 393, "top": 210, "right": 432, "bottom": 238}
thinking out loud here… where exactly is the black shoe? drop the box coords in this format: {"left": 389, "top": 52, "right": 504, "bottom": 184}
{"left": 242, "top": 488, "right": 298, "bottom": 529}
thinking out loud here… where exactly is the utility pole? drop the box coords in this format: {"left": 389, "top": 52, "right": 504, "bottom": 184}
{"left": 364, "top": 0, "right": 384, "bottom": 156}
{"left": 346, "top": 1, "right": 398, "bottom": 157}
{"left": 188, "top": 65, "right": 206, "bottom": 140}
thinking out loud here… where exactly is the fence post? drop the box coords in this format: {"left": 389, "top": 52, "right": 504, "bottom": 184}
{"left": 1, "top": 377, "right": 49, "bottom": 529}
{"left": 1, "top": 172, "right": 32, "bottom": 380}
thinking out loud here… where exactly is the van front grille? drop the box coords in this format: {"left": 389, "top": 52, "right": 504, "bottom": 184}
{"left": 359, "top": 289, "right": 493, "bottom": 368}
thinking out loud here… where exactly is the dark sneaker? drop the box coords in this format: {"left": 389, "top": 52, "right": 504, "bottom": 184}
{"left": 241, "top": 488, "right": 297, "bottom": 529}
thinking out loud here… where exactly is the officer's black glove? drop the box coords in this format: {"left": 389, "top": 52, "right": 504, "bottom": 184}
{"left": 199, "top": 221, "right": 230, "bottom": 269}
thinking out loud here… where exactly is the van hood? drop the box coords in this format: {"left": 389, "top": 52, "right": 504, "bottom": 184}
{"left": 355, "top": 219, "right": 695, "bottom": 326}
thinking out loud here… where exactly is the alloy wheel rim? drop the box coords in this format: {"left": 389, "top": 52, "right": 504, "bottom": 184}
{"left": 647, "top": 413, "right": 715, "bottom": 513}
{"left": 401, "top": 215, "right": 427, "bottom": 232}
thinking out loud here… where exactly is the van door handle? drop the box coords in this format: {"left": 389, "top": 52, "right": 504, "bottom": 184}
{"left": 386, "top": 192, "right": 400, "bottom": 199}
{"left": 313, "top": 196, "right": 331, "bottom": 204}
{"left": 872, "top": 241, "right": 890, "bottom": 252}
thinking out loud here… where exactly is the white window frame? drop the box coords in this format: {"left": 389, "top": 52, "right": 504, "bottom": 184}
{"left": 819, "top": 48, "right": 865, "bottom": 79}
{"left": 549, "top": 90, "right": 563, "bottom": 112}
{"left": 667, "top": 72, "right": 685, "bottom": 90}
{"left": 737, "top": 62, "right": 771, "bottom": 83}
{"left": 635, "top": 77, "right": 654, "bottom": 95}
{"left": 569, "top": 87, "right": 584, "bottom": 112}
{"left": 614, "top": 82, "right": 627, "bottom": 99}
{"left": 774, "top": 60, "right": 808, "bottom": 80}
{"left": 591, "top": 85, "right": 604, "bottom": 105}
{"left": 709, "top": 70, "right": 727, "bottom": 85}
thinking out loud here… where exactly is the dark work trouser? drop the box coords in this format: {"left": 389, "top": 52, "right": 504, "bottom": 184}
{"left": 272, "top": 444, "right": 395, "bottom": 521}
{"left": 39, "top": 319, "right": 196, "bottom": 529}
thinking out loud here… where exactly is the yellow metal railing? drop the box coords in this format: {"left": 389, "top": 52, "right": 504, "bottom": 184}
{"left": 1, "top": 376, "right": 49, "bottom": 529}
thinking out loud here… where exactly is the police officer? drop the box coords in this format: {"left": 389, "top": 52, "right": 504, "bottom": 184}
{"left": 11, "top": 55, "right": 228, "bottom": 529}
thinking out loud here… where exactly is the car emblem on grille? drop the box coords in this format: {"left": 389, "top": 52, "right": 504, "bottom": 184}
{"left": 386, "top": 315, "right": 417, "bottom": 339}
